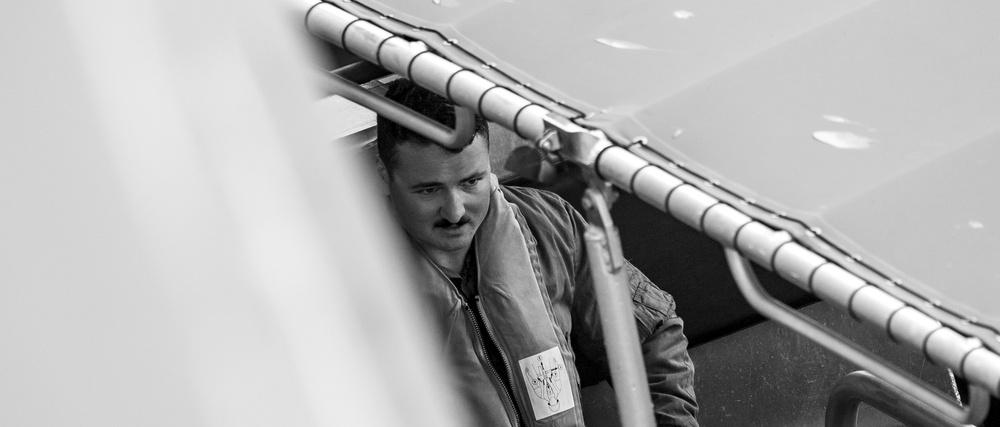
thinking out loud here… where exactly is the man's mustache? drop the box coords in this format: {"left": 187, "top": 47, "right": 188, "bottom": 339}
{"left": 434, "top": 217, "right": 472, "bottom": 228}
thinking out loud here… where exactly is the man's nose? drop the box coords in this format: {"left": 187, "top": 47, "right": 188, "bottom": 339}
{"left": 440, "top": 189, "right": 466, "bottom": 223}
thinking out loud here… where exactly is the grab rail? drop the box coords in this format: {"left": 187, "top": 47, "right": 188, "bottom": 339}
{"left": 723, "top": 247, "right": 990, "bottom": 426}
{"left": 826, "top": 370, "right": 975, "bottom": 427}
{"left": 331, "top": 61, "right": 389, "bottom": 85}
{"left": 327, "top": 67, "right": 476, "bottom": 149}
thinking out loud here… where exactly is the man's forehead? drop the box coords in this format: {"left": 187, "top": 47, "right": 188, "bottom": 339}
{"left": 400, "top": 133, "right": 485, "bottom": 152}
{"left": 390, "top": 135, "right": 490, "bottom": 180}
{"left": 394, "top": 135, "right": 486, "bottom": 160}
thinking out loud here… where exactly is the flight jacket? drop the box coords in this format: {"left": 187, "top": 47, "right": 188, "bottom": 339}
{"left": 410, "top": 181, "right": 698, "bottom": 427}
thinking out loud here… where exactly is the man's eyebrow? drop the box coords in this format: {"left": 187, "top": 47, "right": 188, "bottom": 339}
{"left": 407, "top": 170, "right": 487, "bottom": 190}
{"left": 408, "top": 181, "right": 442, "bottom": 190}
{"left": 462, "top": 170, "right": 488, "bottom": 181}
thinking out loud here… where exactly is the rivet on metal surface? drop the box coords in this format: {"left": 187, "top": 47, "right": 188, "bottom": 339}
{"left": 676, "top": 161, "right": 686, "bottom": 167}
{"left": 631, "top": 136, "right": 648, "bottom": 147}
{"left": 665, "top": 162, "right": 678, "bottom": 169}
{"left": 809, "top": 226, "right": 823, "bottom": 235}
{"left": 710, "top": 179, "right": 721, "bottom": 186}
{"left": 443, "top": 38, "right": 458, "bottom": 46}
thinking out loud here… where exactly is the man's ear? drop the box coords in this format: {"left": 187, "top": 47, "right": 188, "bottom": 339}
{"left": 375, "top": 157, "right": 390, "bottom": 196}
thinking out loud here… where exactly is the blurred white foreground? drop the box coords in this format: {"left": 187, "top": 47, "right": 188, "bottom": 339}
{"left": 0, "top": 1, "right": 464, "bottom": 425}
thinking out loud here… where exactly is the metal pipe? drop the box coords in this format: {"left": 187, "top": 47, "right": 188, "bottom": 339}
{"left": 825, "top": 371, "right": 964, "bottom": 427}
{"left": 582, "top": 189, "right": 655, "bottom": 427}
{"left": 723, "top": 247, "right": 990, "bottom": 426}
{"left": 327, "top": 72, "right": 476, "bottom": 149}
{"left": 331, "top": 61, "right": 390, "bottom": 85}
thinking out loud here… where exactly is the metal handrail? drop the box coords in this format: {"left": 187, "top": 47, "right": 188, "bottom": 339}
{"left": 582, "top": 188, "right": 656, "bottom": 427}
{"left": 327, "top": 70, "right": 476, "bottom": 149}
{"left": 331, "top": 61, "right": 389, "bottom": 85}
{"left": 723, "top": 248, "right": 990, "bottom": 426}
{"left": 826, "top": 370, "right": 977, "bottom": 427}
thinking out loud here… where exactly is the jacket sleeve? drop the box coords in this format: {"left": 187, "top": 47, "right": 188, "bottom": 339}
{"left": 563, "top": 200, "right": 700, "bottom": 427}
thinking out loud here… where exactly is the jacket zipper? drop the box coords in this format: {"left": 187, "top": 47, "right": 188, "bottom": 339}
{"left": 454, "top": 290, "right": 522, "bottom": 427}
{"left": 475, "top": 295, "right": 523, "bottom": 426}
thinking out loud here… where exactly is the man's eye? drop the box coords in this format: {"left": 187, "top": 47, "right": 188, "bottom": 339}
{"left": 464, "top": 178, "right": 482, "bottom": 187}
{"left": 416, "top": 187, "right": 438, "bottom": 195}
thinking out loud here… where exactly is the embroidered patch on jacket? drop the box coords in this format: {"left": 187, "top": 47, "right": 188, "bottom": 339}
{"left": 518, "top": 346, "right": 575, "bottom": 420}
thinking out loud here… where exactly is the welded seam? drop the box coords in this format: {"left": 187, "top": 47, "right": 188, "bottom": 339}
{"left": 477, "top": 85, "right": 500, "bottom": 117}
{"left": 404, "top": 50, "right": 429, "bottom": 82}
{"left": 698, "top": 202, "right": 721, "bottom": 234}
{"left": 374, "top": 36, "right": 393, "bottom": 69}
{"left": 846, "top": 285, "right": 867, "bottom": 322}
{"left": 338, "top": 18, "right": 364, "bottom": 56}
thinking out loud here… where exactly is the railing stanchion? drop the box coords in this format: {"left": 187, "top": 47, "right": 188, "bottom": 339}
{"left": 581, "top": 188, "right": 656, "bottom": 427}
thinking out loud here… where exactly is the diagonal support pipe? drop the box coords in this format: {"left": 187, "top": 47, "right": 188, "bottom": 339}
{"left": 826, "top": 370, "right": 979, "bottom": 427}
{"left": 723, "top": 247, "right": 989, "bottom": 426}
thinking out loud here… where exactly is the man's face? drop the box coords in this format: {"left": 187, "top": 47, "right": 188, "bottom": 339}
{"left": 382, "top": 135, "right": 492, "bottom": 257}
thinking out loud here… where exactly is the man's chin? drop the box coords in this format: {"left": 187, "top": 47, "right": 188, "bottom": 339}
{"left": 431, "top": 230, "right": 473, "bottom": 252}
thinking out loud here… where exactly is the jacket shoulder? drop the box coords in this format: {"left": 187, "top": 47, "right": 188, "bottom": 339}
{"left": 499, "top": 185, "right": 585, "bottom": 271}
{"left": 499, "top": 185, "right": 577, "bottom": 225}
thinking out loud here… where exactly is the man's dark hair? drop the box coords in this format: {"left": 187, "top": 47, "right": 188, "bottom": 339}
{"left": 376, "top": 79, "right": 489, "bottom": 175}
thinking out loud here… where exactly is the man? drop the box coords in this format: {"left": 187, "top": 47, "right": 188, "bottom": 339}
{"left": 376, "top": 79, "right": 698, "bottom": 426}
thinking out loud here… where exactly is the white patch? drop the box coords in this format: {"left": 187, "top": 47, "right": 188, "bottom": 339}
{"left": 518, "top": 346, "right": 575, "bottom": 420}
{"left": 811, "top": 130, "right": 876, "bottom": 150}
{"left": 673, "top": 10, "right": 694, "bottom": 19}
{"left": 594, "top": 37, "right": 653, "bottom": 51}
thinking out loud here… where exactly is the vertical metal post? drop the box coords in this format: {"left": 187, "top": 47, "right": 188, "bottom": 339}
{"left": 581, "top": 188, "right": 656, "bottom": 427}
